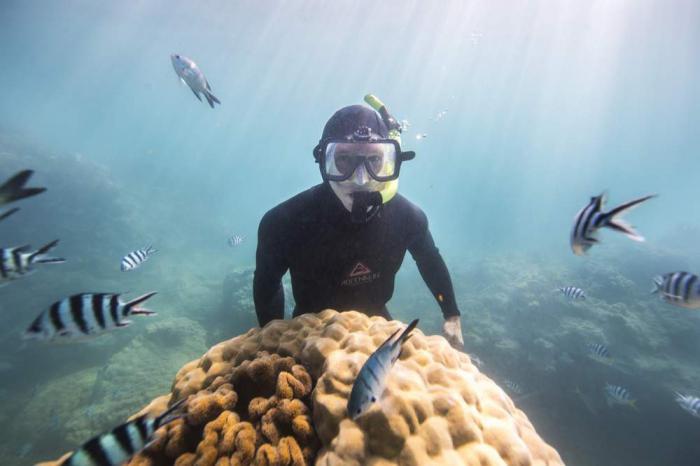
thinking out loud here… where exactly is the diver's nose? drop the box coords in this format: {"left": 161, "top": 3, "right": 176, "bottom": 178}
{"left": 353, "top": 164, "right": 370, "bottom": 185}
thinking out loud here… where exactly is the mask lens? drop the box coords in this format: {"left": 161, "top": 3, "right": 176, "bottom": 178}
{"left": 324, "top": 142, "right": 398, "bottom": 181}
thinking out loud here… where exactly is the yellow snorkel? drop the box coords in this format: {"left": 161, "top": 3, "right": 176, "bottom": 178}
{"left": 363, "top": 94, "right": 408, "bottom": 205}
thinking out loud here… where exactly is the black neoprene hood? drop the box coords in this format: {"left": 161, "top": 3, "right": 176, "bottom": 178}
{"left": 320, "top": 105, "right": 389, "bottom": 140}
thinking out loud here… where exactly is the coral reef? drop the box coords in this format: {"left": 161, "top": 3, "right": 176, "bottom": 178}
{"left": 41, "top": 310, "right": 563, "bottom": 466}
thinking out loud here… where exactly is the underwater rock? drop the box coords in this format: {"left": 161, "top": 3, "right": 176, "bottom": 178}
{"left": 41, "top": 310, "right": 563, "bottom": 466}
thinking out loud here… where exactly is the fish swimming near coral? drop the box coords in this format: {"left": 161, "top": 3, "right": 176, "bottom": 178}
{"left": 347, "top": 318, "right": 418, "bottom": 420}
{"left": 504, "top": 380, "right": 524, "bottom": 395}
{"left": 0, "top": 240, "right": 65, "bottom": 285}
{"left": 171, "top": 54, "right": 220, "bottom": 108}
{"left": 228, "top": 234, "right": 245, "bottom": 247}
{"left": 674, "top": 392, "right": 700, "bottom": 418}
{"left": 559, "top": 286, "right": 586, "bottom": 300}
{"left": 62, "top": 399, "right": 185, "bottom": 466}
{"left": 24, "top": 292, "right": 157, "bottom": 341}
{"left": 604, "top": 383, "right": 638, "bottom": 410}
{"left": 120, "top": 246, "right": 157, "bottom": 271}
{"left": 570, "top": 192, "right": 655, "bottom": 256}
{"left": 651, "top": 272, "right": 700, "bottom": 309}
{"left": 0, "top": 169, "right": 46, "bottom": 207}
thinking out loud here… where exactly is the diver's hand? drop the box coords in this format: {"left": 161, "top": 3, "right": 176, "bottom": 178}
{"left": 442, "top": 316, "right": 464, "bottom": 350}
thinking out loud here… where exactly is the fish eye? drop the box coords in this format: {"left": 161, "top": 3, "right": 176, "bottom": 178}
{"left": 371, "top": 396, "right": 376, "bottom": 402}
{"left": 356, "top": 408, "right": 361, "bottom": 414}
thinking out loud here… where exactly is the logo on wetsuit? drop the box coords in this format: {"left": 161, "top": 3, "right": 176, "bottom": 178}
{"left": 341, "top": 261, "right": 380, "bottom": 287}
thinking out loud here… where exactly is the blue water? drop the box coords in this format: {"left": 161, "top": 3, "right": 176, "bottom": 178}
{"left": 1, "top": 0, "right": 700, "bottom": 464}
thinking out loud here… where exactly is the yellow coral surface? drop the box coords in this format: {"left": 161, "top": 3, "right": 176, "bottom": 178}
{"left": 42, "top": 310, "right": 564, "bottom": 466}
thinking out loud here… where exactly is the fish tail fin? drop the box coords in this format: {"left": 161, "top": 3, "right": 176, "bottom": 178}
{"left": 0, "top": 170, "right": 46, "bottom": 204}
{"left": 651, "top": 276, "right": 663, "bottom": 294}
{"left": 146, "top": 245, "right": 158, "bottom": 255}
{"left": 602, "top": 194, "right": 656, "bottom": 241}
{"left": 397, "top": 318, "right": 419, "bottom": 345}
{"left": 29, "top": 240, "right": 66, "bottom": 264}
{"left": 0, "top": 207, "right": 19, "bottom": 222}
{"left": 155, "top": 398, "right": 187, "bottom": 428}
{"left": 629, "top": 400, "right": 639, "bottom": 411}
{"left": 204, "top": 91, "right": 220, "bottom": 108}
{"left": 124, "top": 291, "right": 158, "bottom": 316}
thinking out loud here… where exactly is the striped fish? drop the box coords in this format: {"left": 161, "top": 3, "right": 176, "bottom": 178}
{"left": 652, "top": 272, "right": 700, "bottom": 309}
{"left": 570, "top": 193, "right": 655, "bottom": 256}
{"left": 24, "top": 292, "right": 157, "bottom": 342}
{"left": 0, "top": 170, "right": 45, "bottom": 207}
{"left": 587, "top": 343, "right": 612, "bottom": 363}
{"left": 674, "top": 392, "right": 700, "bottom": 419}
{"left": 120, "top": 246, "right": 156, "bottom": 272}
{"left": 0, "top": 240, "right": 65, "bottom": 285}
{"left": 227, "top": 235, "right": 244, "bottom": 247}
{"left": 604, "top": 383, "right": 637, "bottom": 409}
{"left": 63, "top": 398, "right": 185, "bottom": 466}
{"left": 347, "top": 319, "right": 418, "bottom": 420}
{"left": 559, "top": 286, "right": 586, "bottom": 300}
{"left": 504, "top": 380, "right": 523, "bottom": 395}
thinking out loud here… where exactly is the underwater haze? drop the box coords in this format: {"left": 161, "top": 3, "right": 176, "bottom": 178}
{"left": 1, "top": 0, "right": 700, "bottom": 464}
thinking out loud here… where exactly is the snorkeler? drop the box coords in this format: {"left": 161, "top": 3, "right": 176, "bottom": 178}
{"left": 253, "top": 98, "right": 465, "bottom": 349}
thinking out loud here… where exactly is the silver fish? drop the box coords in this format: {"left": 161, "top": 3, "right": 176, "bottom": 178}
{"left": 559, "top": 286, "right": 586, "bottom": 300}
{"left": 674, "top": 392, "right": 700, "bottom": 418}
{"left": 604, "top": 383, "right": 637, "bottom": 409}
{"left": 347, "top": 319, "right": 418, "bottom": 419}
{"left": 170, "top": 54, "right": 220, "bottom": 108}
{"left": 652, "top": 272, "right": 700, "bottom": 309}
{"left": 121, "top": 246, "right": 157, "bottom": 271}
{"left": 570, "top": 193, "right": 655, "bottom": 256}
{"left": 228, "top": 235, "right": 245, "bottom": 247}
{"left": 0, "top": 240, "right": 65, "bottom": 285}
{"left": 24, "top": 292, "right": 157, "bottom": 341}
{"left": 62, "top": 399, "right": 184, "bottom": 466}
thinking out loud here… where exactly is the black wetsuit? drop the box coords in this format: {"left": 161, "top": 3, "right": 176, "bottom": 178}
{"left": 253, "top": 182, "right": 460, "bottom": 327}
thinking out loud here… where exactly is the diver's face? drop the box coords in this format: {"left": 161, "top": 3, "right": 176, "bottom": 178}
{"left": 326, "top": 142, "right": 389, "bottom": 212}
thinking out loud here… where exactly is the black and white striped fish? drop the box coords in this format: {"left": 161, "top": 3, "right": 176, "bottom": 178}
{"left": 587, "top": 343, "right": 612, "bottom": 362}
{"left": 62, "top": 398, "right": 185, "bottom": 466}
{"left": 120, "top": 246, "right": 156, "bottom": 271}
{"left": 570, "top": 192, "right": 655, "bottom": 256}
{"left": 24, "top": 292, "right": 157, "bottom": 342}
{"left": 504, "top": 380, "right": 523, "bottom": 395}
{"left": 674, "top": 392, "right": 700, "bottom": 419}
{"left": 559, "top": 286, "right": 586, "bottom": 300}
{"left": 347, "top": 319, "right": 418, "bottom": 419}
{"left": 604, "top": 383, "right": 637, "bottom": 409}
{"left": 0, "top": 240, "right": 65, "bottom": 285}
{"left": 227, "top": 235, "right": 244, "bottom": 247}
{"left": 652, "top": 272, "right": 700, "bottom": 309}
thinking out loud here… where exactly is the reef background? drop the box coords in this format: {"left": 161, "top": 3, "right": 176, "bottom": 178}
{"left": 1, "top": 0, "right": 700, "bottom": 464}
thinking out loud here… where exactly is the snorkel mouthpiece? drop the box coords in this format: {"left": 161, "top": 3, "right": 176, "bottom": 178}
{"left": 351, "top": 191, "right": 383, "bottom": 223}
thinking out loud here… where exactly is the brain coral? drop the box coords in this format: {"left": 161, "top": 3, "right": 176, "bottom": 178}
{"left": 42, "top": 310, "right": 564, "bottom": 466}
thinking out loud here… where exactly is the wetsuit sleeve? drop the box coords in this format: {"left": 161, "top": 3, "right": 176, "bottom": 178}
{"left": 408, "top": 211, "right": 461, "bottom": 318}
{"left": 253, "top": 210, "right": 288, "bottom": 327}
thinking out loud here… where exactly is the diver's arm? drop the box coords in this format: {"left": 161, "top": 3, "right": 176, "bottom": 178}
{"left": 253, "top": 211, "right": 288, "bottom": 327}
{"left": 408, "top": 216, "right": 460, "bottom": 319}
